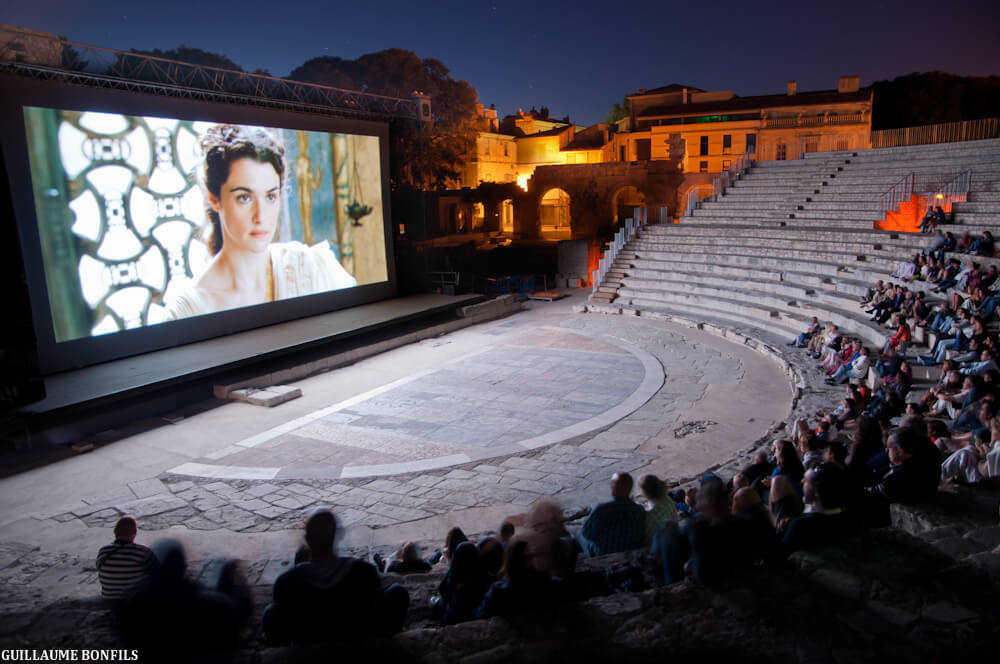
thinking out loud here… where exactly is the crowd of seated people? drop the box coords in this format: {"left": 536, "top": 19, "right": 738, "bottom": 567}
{"left": 92, "top": 234, "right": 1000, "bottom": 652}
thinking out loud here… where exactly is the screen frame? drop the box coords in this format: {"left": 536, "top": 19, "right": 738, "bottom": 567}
{"left": 0, "top": 73, "right": 398, "bottom": 375}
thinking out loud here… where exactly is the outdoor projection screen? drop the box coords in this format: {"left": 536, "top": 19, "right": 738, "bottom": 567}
{"left": 0, "top": 76, "right": 396, "bottom": 373}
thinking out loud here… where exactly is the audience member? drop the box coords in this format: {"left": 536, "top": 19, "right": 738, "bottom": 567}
{"left": 576, "top": 472, "right": 645, "bottom": 557}
{"left": 96, "top": 515, "right": 159, "bottom": 603}
{"left": 638, "top": 474, "right": 677, "bottom": 545}
{"left": 863, "top": 426, "right": 942, "bottom": 526}
{"left": 262, "top": 508, "right": 409, "bottom": 645}
{"left": 384, "top": 542, "right": 433, "bottom": 575}
{"left": 477, "top": 539, "right": 568, "bottom": 618}
{"left": 437, "top": 541, "right": 492, "bottom": 624}
{"left": 120, "top": 539, "right": 251, "bottom": 652}
{"left": 781, "top": 464, "right": 862, "bottom": 553}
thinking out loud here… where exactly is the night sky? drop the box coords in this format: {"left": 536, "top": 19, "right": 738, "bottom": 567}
{"left": 5, "top": 0, "right": 998, "bottom": 125}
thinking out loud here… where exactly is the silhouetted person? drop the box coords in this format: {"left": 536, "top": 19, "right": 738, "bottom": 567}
{"left": 477, "top": 540, "right": 569, "bottom": 618}
{"left": 119, "top": 539, "right": 251, "bottom": 652}
{"left": 263, "top": 508, "right": 409, "bottom": 645}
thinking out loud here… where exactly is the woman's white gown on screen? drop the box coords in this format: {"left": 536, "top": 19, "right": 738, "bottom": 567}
{"left": 163, "top": 241, "right": 356, "bottom": 320}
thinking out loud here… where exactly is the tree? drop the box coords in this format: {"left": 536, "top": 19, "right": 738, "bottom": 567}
{"left": 872, "top": 72, "right": 1000, "bottom": 130}
{"left": 57, "top": 35, "right": 87, "bottom": 72}
{"left": 130, "top": 46, "right": 245, "bottom": 71}
{"left": 290, "top": 49, "right": 480, "bottom": 190}
{"left": 606, "top": 96, "right": 631, "bottom": 124}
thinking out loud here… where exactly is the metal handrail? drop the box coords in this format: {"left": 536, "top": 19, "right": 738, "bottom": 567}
{"left": 878, "top": 172, "right": 914, "bottom": 218}
{"left": 685, "top": 150, "right": 753, "bottom": 215}
{"left": 937, "top": 168, "right": 972, "bottom": 211}
{"left": 591, "top": 206, "right": 647, "bottom": 294}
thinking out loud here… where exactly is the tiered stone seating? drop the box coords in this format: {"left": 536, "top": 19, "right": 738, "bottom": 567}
{"left": 590, "top": 138, "right": 1000, "bottom": 359}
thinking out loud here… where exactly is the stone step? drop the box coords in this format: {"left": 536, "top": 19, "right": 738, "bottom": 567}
{"left": 618, "top": 286, "right": 888, "bottom": 346}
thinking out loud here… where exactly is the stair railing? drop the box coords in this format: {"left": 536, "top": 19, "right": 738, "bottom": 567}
{"left": 592, "top": 206, "right": 646, "bottom": 294}
{"left": 686, "top": 150, "right": 754, "bottom": 215}
{"left": 938, "top": 168, "right": 972, "bottom": 211}
{"left": 878, "top": 171, "right": 914, "bottom": 218}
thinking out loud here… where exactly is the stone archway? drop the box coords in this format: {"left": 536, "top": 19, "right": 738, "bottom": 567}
{"left": 539, "top": 188, "right": 571, "bottom": 240}
{"left": 501, "top": 199, "right": 514, "bottom": 234}
{"left": 611, "top": 186, "right": 647, "bottom": 226}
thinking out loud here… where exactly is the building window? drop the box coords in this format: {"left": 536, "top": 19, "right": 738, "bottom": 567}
{"left": 503, "top": 143, "right": 509, "bottom": 157}
{"left": 776, "top": 143, "right": 787, "bottom": 160}
{"left": 699, "top": 136, "right": 709, "bottom": 156}
{"left": 722, "top": 159, "right": 731, "bottom": 171}
{"left": 699, "top": 161, "right": 709, "bottom": 173}
{"left": 620, "top": 145, "right": 626, "bottom": 161}
{"left": 746, "top": 133, "right": 757, "bottom": 153}
{"left": 722, "top": 134, "right": 732, "bottom": 153}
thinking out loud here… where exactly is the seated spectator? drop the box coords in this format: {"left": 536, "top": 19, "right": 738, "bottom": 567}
{"left": 956, "top": 231, "right": 974, "bottom": 254}
{"left": 429, "top": 526, "right": 469, "bottom": 567}
{"left": 498, "top": 520, "right": 515, "bottom": 548}
{"left": 799, "top": 433, "right": 826, "bottom": 470}
{"left": 920, "top": 206, "right": 937, "bottom": 233}
{"left": 764, "top": 440, "right": 806, "bottom": 525}
{"left": 96, "top": 515, "right": 159, "bottom": 603}
{"left": 862, "top": 426, "right": 942, "bottom": 526}
{"left": 860, "top": 280, "right": 887, "bottom": 307}
{"left": 827, "top": 346, "right": 871, "bottom": 385}
{"left": 970, "top": 231, "right": 995, "bottom": 257}
{"left": 933, "top": 205, "right": 947, "bottom": 227}
{"left": 781, "top": 464, "right": 862, "bottom": 553}
{"left": 639, "top": 474, "right": 678, "bottom": 545}
{"left": 789, "top": 316, "right": 821, "bottom": 347}
{"left": 941, "top": 427, "right": 997, "bottom": 483}
{"left": 519, "top": 500, "right": 577, "bottom": 580}
{"left": 923, "top": 229, "right": 946, "bottom": 255}
{"left": 737, "top": 448, "right": 774, "bottom": 492}
{"left": 477, "top": 539, "right": 568, "bottom": 618}
{"left": 654, "top": 477, "right": 772, "bottom": 585}
{"left": 807, "top": 322, "right": 836, "bottom": 357}
{"left": 478, "top": 537, "right": 505, "bottom": 580}
{"left": 881, "top": 316, "right": 911, "bottom": 356}
{"left": 263, "top": 508, "right": 409, "bottom": 645}
{"left": 120, "top": 539, "right": 252, "bottom": 652}
{"left": 384, "top": 542, "right": 433, "bottom": 575}
{"left": 576, "top": 472, "right": 645, "bottom": 557}
{"left": 961, "top": 347, "right": 999, "bottom": 377}
{"left": 437, "top": 541, "right": 492, "bottom": 624}
{"left": 825, "top": 440, "right": 849, "bottom": 468}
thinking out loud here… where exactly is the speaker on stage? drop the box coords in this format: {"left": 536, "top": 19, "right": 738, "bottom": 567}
{"left": 0, "top": 147, "right": 45, "bottom": 415}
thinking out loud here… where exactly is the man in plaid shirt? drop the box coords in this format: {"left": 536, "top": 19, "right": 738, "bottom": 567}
{"left": 576, "top": 472, "right": 645, "bottom": 557}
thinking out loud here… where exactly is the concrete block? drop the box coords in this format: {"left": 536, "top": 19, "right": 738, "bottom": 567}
{"left": 228, "top": 385, "right": 302, "bottom": 407}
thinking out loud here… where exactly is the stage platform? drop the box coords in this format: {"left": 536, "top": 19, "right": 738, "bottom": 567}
{"left": 20, "top": 293, "right": 483, "bottom": 430}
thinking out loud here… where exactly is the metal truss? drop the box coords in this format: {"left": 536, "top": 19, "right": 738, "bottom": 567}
{"left": 0, "top": 27, "right": 418, "bottom": 122}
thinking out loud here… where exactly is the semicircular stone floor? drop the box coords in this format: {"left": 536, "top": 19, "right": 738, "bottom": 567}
{"left": 0, "top": 294, "right": 793, "bottom": 558}
{"left": 169, "top": 326, "right": 663, "bottom": 481}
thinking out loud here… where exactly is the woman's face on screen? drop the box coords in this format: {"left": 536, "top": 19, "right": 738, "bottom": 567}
{"left": 210, "top": 157, "right": 280, "bottom": 254}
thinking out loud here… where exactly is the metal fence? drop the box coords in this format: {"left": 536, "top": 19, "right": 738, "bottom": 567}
{"left": 870, "top": 118, "right": 1000, "bottom": 149}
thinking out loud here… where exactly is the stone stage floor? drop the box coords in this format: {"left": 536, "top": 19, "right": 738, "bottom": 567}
{"left": 0, "top": 290, "right": 793, "bottom": 617}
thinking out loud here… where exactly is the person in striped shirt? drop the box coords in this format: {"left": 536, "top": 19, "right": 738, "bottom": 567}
{"left": 96, "top": 515, "right": 159, "bottom": 602}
